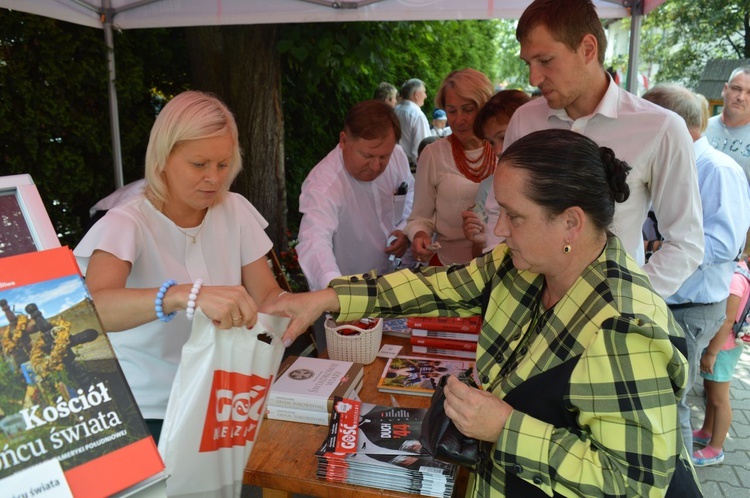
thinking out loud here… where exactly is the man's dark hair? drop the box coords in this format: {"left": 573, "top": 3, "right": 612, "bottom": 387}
{"left": 344, "top": 100, "right": 402, "bottom": 142}
{"left": 517, "top": 0, "right": 607, "bottom": 65}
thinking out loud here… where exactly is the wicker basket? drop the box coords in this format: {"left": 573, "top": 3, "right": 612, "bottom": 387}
{"left": 324, "top": 317, "right": 382, "bottom": 365}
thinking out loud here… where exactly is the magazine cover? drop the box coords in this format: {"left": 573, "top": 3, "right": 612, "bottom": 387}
{"left": 315, "top": 397, "right": 456, "bottom": 497}
{"left": 0, "top": 247, "right": 164, "bottom": 497}
{"left": 376, "top": 355, "right": 476, "bottom": 397}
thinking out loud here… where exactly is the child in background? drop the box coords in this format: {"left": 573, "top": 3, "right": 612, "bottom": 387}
{"left": 692, "top": 247, "right": 750, "bottom": 466}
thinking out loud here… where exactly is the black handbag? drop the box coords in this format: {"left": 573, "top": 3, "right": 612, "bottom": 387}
{"left": 420, "top": 368, "right": 483, "bottom": 467}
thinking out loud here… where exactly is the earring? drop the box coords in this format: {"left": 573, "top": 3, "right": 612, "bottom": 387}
{"left": 563, "top": 244, "right": 571, "bottom": 254}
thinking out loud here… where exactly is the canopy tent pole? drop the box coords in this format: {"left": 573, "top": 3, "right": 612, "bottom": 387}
{"left": 625, "top": 0, "right": 644, "bottom": 95}
{"left": 103, "top": 1, "right": 124, "bottom": 189}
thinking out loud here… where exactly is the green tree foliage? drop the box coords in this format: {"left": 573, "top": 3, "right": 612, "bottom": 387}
{"left": 641, "top": 0, "right": 750, "bottom": 87}
{"left": 278, "top": 20, "right": 502, "bottom": 228}
{"left": 495, "top": 19, "right": 529, "bottom": 90}
{"left": 0, "top": 11, "right": 188, "bottom": 246}
{"left": 0, "top": 12, "right": 502, "bottom": 247}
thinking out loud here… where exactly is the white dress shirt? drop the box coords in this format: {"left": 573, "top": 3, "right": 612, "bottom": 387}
{"left": 496, "top": 77, "right": 704, "bottom": 298}
{"left": 394, "top": 100, "right": 431, "bottom": 164}
{"left": 297, "top": 144, "right": 415, "bottom": 291}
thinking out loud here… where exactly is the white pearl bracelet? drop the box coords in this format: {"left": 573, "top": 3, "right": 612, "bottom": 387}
{"left": 186, "top": 278, "right": 203, "bottom": 321}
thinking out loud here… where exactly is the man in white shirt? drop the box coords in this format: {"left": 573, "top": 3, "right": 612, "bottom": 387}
{"left": 394, "top": 79, "right": 431, "bottom": 167}
{"left": 497, "top": 0, "right": 704, "bottom": 299}
{"left": 706, "top": 66, "right": 750, "bottom": 184}
{"left": 297, "top": 100, "right": 415, "bottom": 291}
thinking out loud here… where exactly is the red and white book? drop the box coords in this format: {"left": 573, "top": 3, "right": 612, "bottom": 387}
{"left": 410, "top": 328, "right": 479, "bottom": 342}
{"left": 409, "top": 336, "right": 477, "bottom": 352}
{"left": 411, "top": 346, "right": 476, "bottom": 360}
{"left": 0, "top": 247, "right": 164, "bottom": 497}
{"left": 406, "top": 316, "right": 482, "bottom": 333}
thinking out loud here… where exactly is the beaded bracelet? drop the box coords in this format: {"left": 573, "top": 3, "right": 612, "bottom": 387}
{"left": 186, "top": 278, "right": 204, "bottom": 321}
{"left": 155, "top": 279, "right": 177, "bottom": 322}
{"left": 278, "top": 290, "right": 289, "bottom": 298}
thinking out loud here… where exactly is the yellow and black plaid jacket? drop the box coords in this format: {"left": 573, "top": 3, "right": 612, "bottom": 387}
{"left": 331, "top": 235, "right": 700, "bottom": 497}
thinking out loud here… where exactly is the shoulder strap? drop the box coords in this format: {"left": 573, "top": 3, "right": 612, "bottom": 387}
{"left": 734, "top": 261, "right": 750, "bottom": 334}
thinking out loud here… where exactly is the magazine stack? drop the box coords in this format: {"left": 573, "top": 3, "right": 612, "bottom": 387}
{"left": 316, "top": 397, "right": 458, "bottom": 498}
{"left": 408, "top": 316, "right": 482, "bottom": 359}
{"left": 265, "top": 355, "right": 364, "bottom": 425}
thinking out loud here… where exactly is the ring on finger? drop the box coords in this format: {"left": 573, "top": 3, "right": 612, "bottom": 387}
{"left": 232, "top": 316, "right": 242, "bottom": 322}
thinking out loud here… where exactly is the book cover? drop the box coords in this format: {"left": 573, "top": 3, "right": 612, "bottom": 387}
{"left": 411, "top": 346, "right": 476, "bottom": 360}
{"left": 409, "top": 336, "right": 478, "bottom": 351}
{"left": 406, "top": 316, "right": 482, "bottom": 333}
{"left": 315, "top": 397, "right": 457, "bottom": 498}
{"left": 382, "top": 318, "right": 411, "bottom": 338}
{"left": 267, "top": 355, "right": 364, "bottom": 412}
{"left": 0, "top": 247, "right": 164, "bottom": 497}
{"left": 376, "top": 355, "right": 475, "bottom": 397}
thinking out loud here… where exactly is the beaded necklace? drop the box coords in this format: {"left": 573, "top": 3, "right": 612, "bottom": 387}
{"left": 448, "top": 134, "right": 496, "bottom": 183}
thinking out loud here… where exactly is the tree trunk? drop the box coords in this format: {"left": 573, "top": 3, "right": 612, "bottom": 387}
{"left": 186, "top": 25, "right": 287, "bottom": 251}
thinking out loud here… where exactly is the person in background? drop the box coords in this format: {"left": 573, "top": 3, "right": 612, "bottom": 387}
{"left": 85, "top": 178, "right": 146, "bottom": 232}
{"left": 501, "top": 0, "right": 704, "bottom": 300}
{"left": 461, "top": 89, "right": 531, "bottom": 257}
{"left": 706, "top": 66, "right": 750, "bottom": 184}
{"left": 373, "top": 81, "right": 398, "bottom": 108}
{"left": 430, "top": 108, "right": 452, "bottom": 137}
{"left": 394, "top": 78, "right": 431, "bottom": 168}
{"left": 264, "top": 129, "right": 701, "bottom": 497}
{"left": 405, "top": 68, "right": 495, "bottom": 265}
{"left": 693, "top": 241, "right": 750, "bottom": 466}
{"left": 417, "top": 135, "right": 439, "bottom": 162}
{"left": 642, "top": 83, "right": 750, "bottom": 454}
{"left": 74, "top": 91, "right": 286, "bottom": 442}
{"left": 296, "top": 100, "right": 414, "bottom": 292}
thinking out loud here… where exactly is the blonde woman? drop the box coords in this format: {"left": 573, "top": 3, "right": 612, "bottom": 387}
{"left": 74, "top": 90, "right": 285, "bottom": 441}
{"left": 405, "top": 68, "right": 495, "bottom": 265}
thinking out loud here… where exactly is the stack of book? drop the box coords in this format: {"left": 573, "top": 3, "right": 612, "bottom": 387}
{"left": 407, "top": 316, "right": 482, "bottom": 359}
{"left": 265, "top": 355, "right": 364, "bottom": 425}
{"left": 376, "top": 355, "right": 476, "bottom": 397}
{"left": 316, "top": 397, "right": 457, "bottom": 497}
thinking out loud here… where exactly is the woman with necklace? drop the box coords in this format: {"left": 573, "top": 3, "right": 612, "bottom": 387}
{"left": 405, "top": 68, "right": 496, "bottom": 265}
{"left": 74, "top": 91, "right": 286, "bottom": 443}
{"left": 266, "top": 129, "right": 700, "bottom": 497}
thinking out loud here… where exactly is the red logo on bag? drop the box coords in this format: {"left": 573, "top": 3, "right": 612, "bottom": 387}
{"left": 199, "top": 369, "right": 273, "bottom": 452}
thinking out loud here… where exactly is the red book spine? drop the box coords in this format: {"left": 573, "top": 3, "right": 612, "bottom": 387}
{"left": 406, "top": 316, "right": 482, "bottom": 333}
{"left": 409, "top": 336, "right": 477, "bottom": 351}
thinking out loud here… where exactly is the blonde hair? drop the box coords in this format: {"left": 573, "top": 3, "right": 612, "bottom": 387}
{"left": 144, "top": 91, "right": 242, "bottom": 209}
{"left": 434, "top": 69, "right": 494, "bottom": 112}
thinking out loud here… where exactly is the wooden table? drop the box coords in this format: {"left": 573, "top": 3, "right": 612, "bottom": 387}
{"left": 243, "top": 336, "right": 468, "bottom": 498}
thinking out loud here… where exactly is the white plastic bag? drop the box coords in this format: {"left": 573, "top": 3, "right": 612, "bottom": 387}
{"left": 158, "top": 309, "right": 287, "bottom": 498}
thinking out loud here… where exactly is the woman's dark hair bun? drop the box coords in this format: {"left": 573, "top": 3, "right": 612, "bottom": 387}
{"left": 600, "top": 146, "right": 631, "bottom": 203}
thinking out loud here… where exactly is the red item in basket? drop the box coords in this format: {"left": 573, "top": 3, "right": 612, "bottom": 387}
{"left": 337, "top": 318, "right": 378, "bottom": 336}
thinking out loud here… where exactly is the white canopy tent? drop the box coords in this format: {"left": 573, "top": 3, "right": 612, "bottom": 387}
{"left": 1, "top": 0, "right": 667, "bottom": 187}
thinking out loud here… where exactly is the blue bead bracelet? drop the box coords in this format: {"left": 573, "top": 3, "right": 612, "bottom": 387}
{"left": 155, "top": 279, "right": 177, "bottom": 322}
